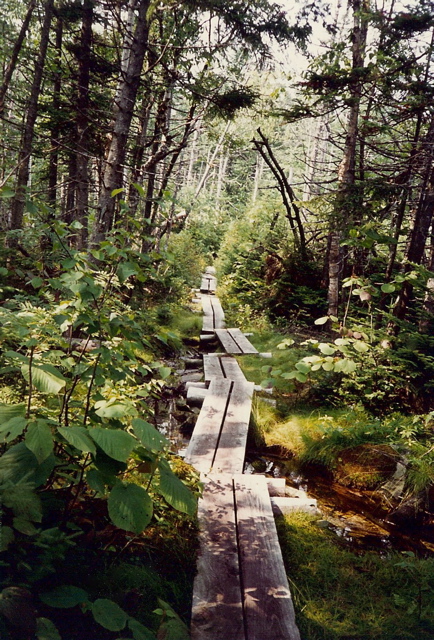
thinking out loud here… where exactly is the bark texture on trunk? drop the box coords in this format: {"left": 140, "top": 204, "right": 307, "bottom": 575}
{"left": 10, "top": 0, "right": 54, "bottom": 234}
{"left": 327, "top": 0, "right": 368, "bottom": 317}
{"left": 92, "top": 0, "right": 151, "bottom": 245}
{"left": 0, "top": 0, "right": 36, "bottom": 116}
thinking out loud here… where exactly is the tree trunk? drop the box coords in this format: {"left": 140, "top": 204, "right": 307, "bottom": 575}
{"left": 74, "top": 0, "right": 93, "bottom": 249}
{"left": 253, "top": 128, "right": 307, "bottom": 257}
{"left": 327, "top": 0, "right": 368, "bottom": 317}
{"left": 0, "top": 0, "right": 36, "bottom": 116}
{"left": 9, "top": 0, "right": 54, "bottom": 234}
{"left": 92, "top": 0, "right": 151, "bottom": 245}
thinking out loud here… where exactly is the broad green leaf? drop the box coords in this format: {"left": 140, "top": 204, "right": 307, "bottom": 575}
{"left": 281, "top": 371, "right": 298, "bottom": 380}
{"left": 90, "top": 428, "right": 136, "bottom": 462}
{"left": 128, "top": 618, "right": 157, "bottom": 640}
{"left": 322, "top": 360, "right": 335, "bottom": 371}
{"left": 132, "top": 418, "right": 169, "bottom": 452}
{"left": 92, "top": 599, "right": 127, "bottom": 632}
{"left": 86, "top": 468, "right": 108, "bottom": 493}
{"left": 61, "top": 258, "right": 77, "bottom": 269}
{"left": 0, "top": 442, "right": 39, "bottom": 484}
{"left": 58, "top": 426, "right": 96, "bottom": 454}
{"left": 270, "top": 369, "right": 282, "bottom": 376}
{"left": 1, "top": 481, "right": 42, "bottom": 522}
{"left": 0, "top": 526, "right": 14, "bottom": 551}
{"left": 158, "top": 461, "right": 197, "bottom": 516}
{"left": 0, "top": 187, "right": 14, "bottom": 198}
{"left": 4, "top": 350, "right": 29, "bottom": 363}
{"left": 108, "top": 482, "right": 153, "bottom": 533}
{"left": 303, "top": 355, "right": 322, "bottom": 363}
{"left": 334, "top": 338, "right": 350, "bottom": 347}
{"left": 36, "top": 617, "right": 62, "bottom": 640}
{"left": 314, "top": 316, "right": 329, "bottom": 325}
{"left": 353, "top": 341, "right": 370, "bottom": 353}
{"left": 278, "top": 338, "right": 295, "bottom": 349}
{"left": 334, "top": 359, "right": 357, "bottom": 374}
{"left": 30, "top": 277, "right": 44, "bottom": 288}
{"left": 311, "top": 364, "right": 322, "bottom": 371}
{"left": 117, "top": 261, "right": 139, "bottom": 283}
{"left": 0, "top": 417, "right": 27, "bottom": 443}
{"left": 158, "top": 366, "right": 171, "bottom": 380}
{"left": 132, "top": 182, "right": 145, "bottom": 197}
{"left": 111, "top": 188, "right": 125, "bottom": 197}
{"left": 0, "top": 403, "right": 26, "bottom": 423}
{"left": 295, "top": 362, "right": 311, "bottom": 374}
{"left": 155, "top": 600, "right": 190, "bottom": 640}
{"left": 0, "top": 267, "right": 8, "bottom": 275}
{"left": 13, "top": 516, "right": 38, "bottom": 535}
{"left": 94, "top": 399, "right": 134, "bottom": 419}
{"left": 318, "top": 343, "right": 336, "bottom": 355}
{"left": 40, "top": 585, "right": 89, "bottom": 609}
{"left": 21, "top": 364, "right": 66, "bottom": 394}
{"left": 295, "top": 372, "right": 307, "bottom": 383}
{"left": 25, "top": 421, "right": 53, "bottom": 463}
{"left": 381, "top": 283, "right": 395, "bottom": 293}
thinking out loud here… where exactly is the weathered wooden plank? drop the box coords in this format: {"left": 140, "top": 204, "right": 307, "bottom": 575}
{"left": 201, "top": 275, "right": 217, "bottom": 293}
{"left": 211, "top": 297, "right": 225, "bottom": 329}
{"left": 234, "top": 474, "right": 301, "bottom": 640}
{"left": 203, "top": 354, "right": 225, "bottom": 381}
{"left": 201, "top": 294, "right": 213, "bottom": 315}
{"left": 215, "top": 329, "right": 243, "bottom": 354}
{"left": 227, "top": 328, "right": 258, "bottom": 354}
{"left": 184, "top": 378, "right": 231, "bottom": 473}
{"left": 213, "top": 381, "right": 254, "bottom": 474}
{"left": 191, "top": 474, "right": 245, "bottom": 640}
{"left": 266, "top": 478, "right": 286, "bottom": 497}
{"left": 208, "top": 276, "right": 217, "bottom": 293}
{"left": 220, "top": 356, "right": 246, "bottom": 381}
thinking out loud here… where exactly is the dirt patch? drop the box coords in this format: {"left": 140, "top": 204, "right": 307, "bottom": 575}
{"left": 334, "top": 444, "right": 399, "bottom": 490}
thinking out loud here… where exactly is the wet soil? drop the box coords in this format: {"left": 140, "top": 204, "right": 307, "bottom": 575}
{"left": 163, "top": 349, "right": 434, "bottom": 557}
{"left": 246, "top": 452, "right": 434, "bottom": 556}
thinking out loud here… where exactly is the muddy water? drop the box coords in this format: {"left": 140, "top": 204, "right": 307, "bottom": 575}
{"left": 155, "top": 387, "right": 434, "bottom": 556}
{"left": 245, "top": 454, "right": 434, "bottom": 556}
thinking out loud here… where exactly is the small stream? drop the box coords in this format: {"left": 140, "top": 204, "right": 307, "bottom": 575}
{"left": 155, "top": 383, "right": 434, "bottom": 557}
{"left": 245, "top": 453, "right": 434, "bottom": 556}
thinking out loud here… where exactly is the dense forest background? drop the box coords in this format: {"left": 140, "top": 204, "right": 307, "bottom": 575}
{"left": 2, "top": 0, "right": 434, "bottom": 638}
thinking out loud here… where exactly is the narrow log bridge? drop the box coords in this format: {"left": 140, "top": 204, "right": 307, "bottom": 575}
{"left": 186, "top": 270, "right": 302, "bottom": 640}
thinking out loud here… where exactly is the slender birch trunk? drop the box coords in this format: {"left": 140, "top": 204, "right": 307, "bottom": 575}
{"left": 92, "top": 0, "right": 151, "bottom": 245}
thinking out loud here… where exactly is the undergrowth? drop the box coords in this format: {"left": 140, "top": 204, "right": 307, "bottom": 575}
{"left": 277, "top": 512, "right": 434, "bottom": 640}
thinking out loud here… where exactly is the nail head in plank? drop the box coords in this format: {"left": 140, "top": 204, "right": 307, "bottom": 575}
{"left": 191, "top": 474, "right": 245, "bottom": 640}
{"left": 234, "top": 474, "right": 301, "bottom": 640}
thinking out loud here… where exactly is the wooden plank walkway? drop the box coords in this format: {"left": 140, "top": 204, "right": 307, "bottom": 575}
{"left": 202, "top": 294, "right": 225, "bottom": 333}
{"left": 203, "top": 353, "right": 247, "bottom": 382}
{"left": 188, "top": 269, "right": 301, "bottom": 640}
{"left": 201, "top": 274, "right": 218, "bottom": 294}
{"left": 215, "top": 328, "right": 258, "bottom": 355}
{"left": 184, "top": 378, "right": 254, "bottom": 474}
{"left": 191, "top": 473, "right": 301, "bottom": 640}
